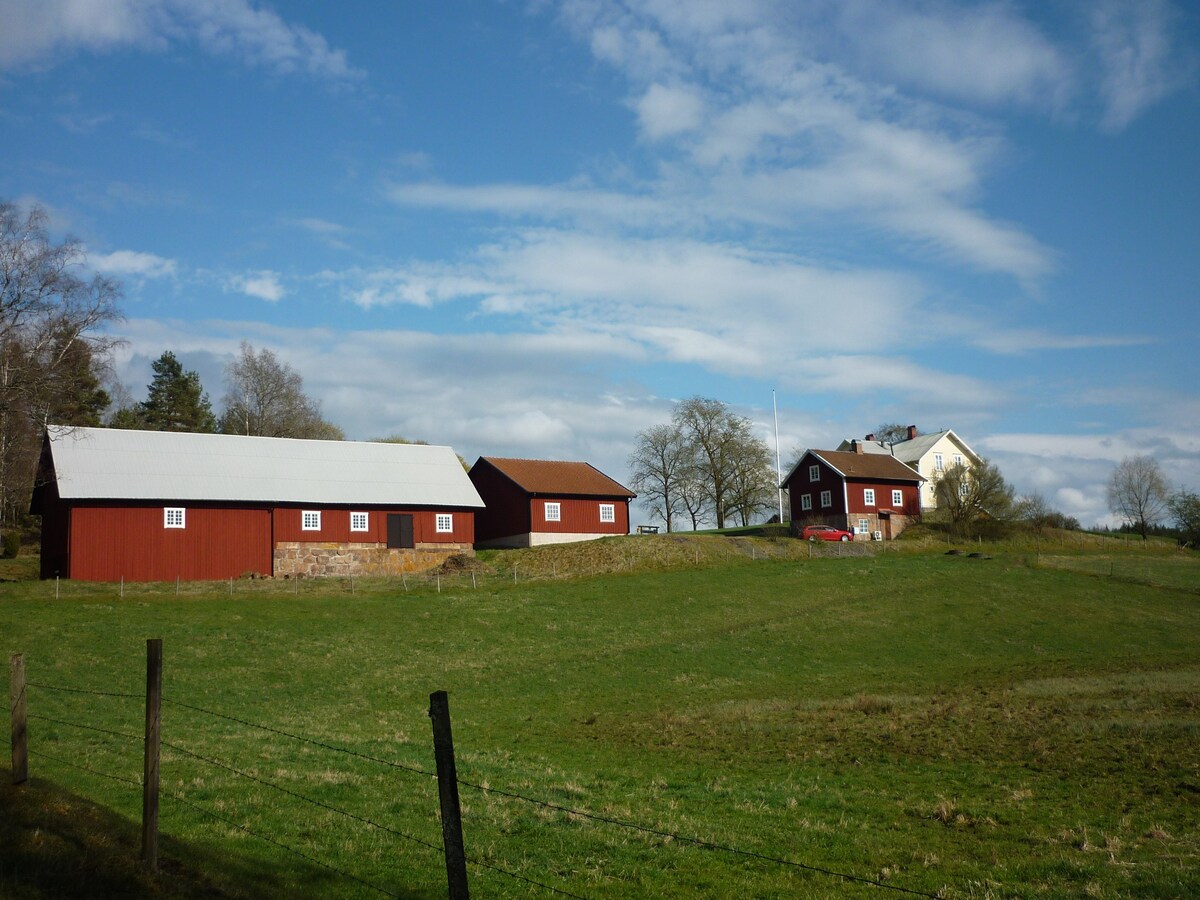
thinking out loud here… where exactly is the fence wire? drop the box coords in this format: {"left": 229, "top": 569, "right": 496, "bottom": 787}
{"left": 162, "top": 695, "right": 436, "bottom": 779}
{"left": 20, "top": 675, "right": 946, "bottom": 898}
{"left": 455, "top": 776, "right": 942, "bottom": 898}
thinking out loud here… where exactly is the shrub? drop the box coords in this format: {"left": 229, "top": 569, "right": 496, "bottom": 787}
{"left": 2, "top": 531, "right": 21, "bottom": 559}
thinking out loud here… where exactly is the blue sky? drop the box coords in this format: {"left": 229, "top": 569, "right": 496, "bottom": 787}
{"left": 3, "top": 0, "right": 1198, "bottom": 527}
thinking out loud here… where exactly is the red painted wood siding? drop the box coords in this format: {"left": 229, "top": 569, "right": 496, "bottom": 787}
{"left": 272, "top": 507, "right": 474, "bottom": 545}
{"left": 67, "top": 504, "right": 272, "bottom": 582}
{"left": 845, "top": 483, "right": 921, "bottom": 516}
{"left": 531, "top": 497, "right": 630, "bottom": 535}
{"left": 786, "top": 458, "right": 846, "bottom": 520}
{"left": 470, "top": 464, "right": 533, "bottom": 543}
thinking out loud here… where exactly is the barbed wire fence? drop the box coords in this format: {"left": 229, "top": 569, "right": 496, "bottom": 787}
{"left": 9, "top": 646, "right": 946, "bottom": 899}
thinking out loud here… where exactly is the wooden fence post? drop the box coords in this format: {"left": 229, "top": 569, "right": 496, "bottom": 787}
{"left": 142, "top": 638, "right": 163, "bottom": 872}
{"left": 10, "top": 653, "right": 27, "bottom": 785}
{"left": 429, "top": 690, "right": 469, "bottom": 900}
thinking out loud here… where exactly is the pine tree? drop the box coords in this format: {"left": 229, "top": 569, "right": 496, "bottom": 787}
{"left": 139, "top": 351, "right": 216, "bottom": 433}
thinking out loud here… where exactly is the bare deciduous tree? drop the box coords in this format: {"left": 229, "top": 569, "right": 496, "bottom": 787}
{"left": 629, "top": 396, "right": 774, "bottom": 530}
{"left": 218, "top": 342, "right": 343, "bottom": 440}
{"left": 1106, "top": 455, "right": 1169, "bottom": 540}
{"left": 628, "top": 423, "right": 688, "bottom": 532}
{"left": 933, "top": 458, "right": 1013, "bottom": 536}
{"left": 1, "top": 200, "right": 122, "bottom": 532}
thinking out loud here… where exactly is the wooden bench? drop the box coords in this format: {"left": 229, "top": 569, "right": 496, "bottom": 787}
{"left": 636, "top": 525, "right": 659, "bottom": 534}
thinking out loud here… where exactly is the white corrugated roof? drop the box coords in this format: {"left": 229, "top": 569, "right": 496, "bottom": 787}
{"left": 44, "top": 426, "right": 485, "bottom": 508}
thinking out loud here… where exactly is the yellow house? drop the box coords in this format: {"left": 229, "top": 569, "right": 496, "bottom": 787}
{"left": 839, "top": 426, "right": 981, "bottom": 510}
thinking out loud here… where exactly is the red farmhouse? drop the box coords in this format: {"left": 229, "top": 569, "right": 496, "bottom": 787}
{"left": 782, "top": 442, "right": 924, "bottom": 540}
{"left": 468, "top": 457, "right": 636, "bottom": 548}
{"left": 32, "top": 426, "right": 484, "bottom": 582}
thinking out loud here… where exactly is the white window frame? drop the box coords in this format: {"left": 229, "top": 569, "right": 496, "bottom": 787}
{"left": 934, "top": 453, "right": 944, "bottom": 471}
{"left": 820, "top": 490, "right": 832, "bottom": 508}
{"left": 857, "top": 518, "right": 870, "bottom": 534}
{"left": 892, "top": 489, "right": 903, "bottom": 507}
{"left": 953, "top": 454, "right": 964, "bottom": 466}
{"left": 302, "top": 510, "right": 321, "bottom": 531}
{"left": 436, "top": 513, "right": 454, "bottom": 533}
{"left": 808, "top": 464, "right": 820, "bottom": 482}
{"left": 800, "top": 493, "right": 812, "bottom": 511}
{"left": 164, "top": 507, "right": 185, "bottom": 529}
{"left": 599, "top": 503, "right": 615, "bottom": 523}
{"left": 864, "top": 489, "right": 876, "bottom": 506}
{"left": 350, "top": 511, "right": 369, "bottom": 532}
{"left": 544, "top": 502, "right": 561, "bottom": 522}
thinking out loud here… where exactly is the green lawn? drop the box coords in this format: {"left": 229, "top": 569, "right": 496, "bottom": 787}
{"left": 2, "top": 540, "right": 1198, "bottom": 898}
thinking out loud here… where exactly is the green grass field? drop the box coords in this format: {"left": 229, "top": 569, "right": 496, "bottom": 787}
{"left": 2, "top": 536, "right": 1198, "bottom": 898}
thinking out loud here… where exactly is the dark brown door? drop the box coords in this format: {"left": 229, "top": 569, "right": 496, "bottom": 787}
{"left": 387, "top": 514, "right": 414, "bottom": 549}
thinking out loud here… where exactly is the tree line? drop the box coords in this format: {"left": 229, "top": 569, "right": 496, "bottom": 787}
{"left": 0, "top": 200, "right": 339, "bottom": 543}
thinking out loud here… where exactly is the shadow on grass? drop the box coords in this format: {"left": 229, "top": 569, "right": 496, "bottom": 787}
{"left": 0, "top": 773, "right": 436, "bottom": 899}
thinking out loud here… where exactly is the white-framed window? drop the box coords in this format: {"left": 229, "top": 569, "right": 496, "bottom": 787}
{"left": 864, "top": 489, "right": 876, "bottom": 506}
{"left": 164, "top": 507, "right": 185, "bottom": 529}
{"left": 350, "top": 511, "right": 369, "bottom": 532}
{"left": 801, "top": 494, "right": 812, "bottom": 511}
{"left": 808, "top": 464, "right": 820, "bottom": 482}
{"left": 934, "top": 453, "right": 944, "bottom": 470}
{"left": 436, "top": 513, "right": 453, "bottom": 533}
{"left": 302, "top": 510, "right": 321, "bottom": 531}
{"left": 857, "top": 518, "right": 870, "bottom": 534}
{"left": 544, "top": 502, "right": 561, "bottom": 522}
{"left": 820, "top": 490, "right": 832, "bottom": 508}
{"left": 599, "top": 503, "right": 615, "bottom": 523}
{"left": 892, "top": 490, "right": 903, "bottom": 507}
{"left": 959, "top": 482, "right": 971, "bottom": 499}
{"left": 953, "top": 454, "right": 964, "bottom": 466}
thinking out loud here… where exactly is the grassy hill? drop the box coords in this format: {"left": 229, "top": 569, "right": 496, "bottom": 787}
{"left": 2, "top": 535, "right": 1198, "bottom": 897}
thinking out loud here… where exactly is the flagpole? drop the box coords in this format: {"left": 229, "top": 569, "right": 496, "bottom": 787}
{"left": 773, "top": 390, "right": 784, "bottom": 523}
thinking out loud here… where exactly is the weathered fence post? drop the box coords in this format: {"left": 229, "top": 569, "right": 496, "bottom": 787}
{"left": 142, "top": 638, "right": 163, "bottom": 872}
{"left": 10, "top": 653, "right": 27, "bottom": 785}
{"left": 429, "top": 690, "right": 469, "bottom": 900}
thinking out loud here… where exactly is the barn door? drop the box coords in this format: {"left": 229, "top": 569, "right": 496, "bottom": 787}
{"left": 387, "top": 514, "right": 414, "bottom": 549}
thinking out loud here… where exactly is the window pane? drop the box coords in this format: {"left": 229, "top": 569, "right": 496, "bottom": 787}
{"left": 599, "top": 504, "right": 615, "bottom": 523}
{"left": 351, "top": 512, "right": 368, "bottom": 532}
{"left": 545, "top": 502, "right": 561, "bottom": 522}
{"left": 436, "top": 513, "right": 453, "bottom": 533}
{"left": 302, "top": 511, "right": 321, "bottom": 531}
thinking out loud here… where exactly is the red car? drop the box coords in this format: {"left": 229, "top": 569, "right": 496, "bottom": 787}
{"left": 801, "top": 524, "right": 853, "bottom": 542}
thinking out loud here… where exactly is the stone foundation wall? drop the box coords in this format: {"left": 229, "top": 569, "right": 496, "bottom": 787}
{"left": 273, "top": 541, "right": 474, "bottom": 578}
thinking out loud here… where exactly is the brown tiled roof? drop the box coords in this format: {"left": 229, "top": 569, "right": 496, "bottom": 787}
{"left": 810, "top": 449, "right": 925, "bottom": 482}
{"left": 477, "top": 457, "right": 636, "bottom": 498}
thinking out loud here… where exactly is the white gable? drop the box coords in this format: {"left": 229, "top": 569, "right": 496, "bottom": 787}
{"left": 44, "top": 426, "right": 484, "bottom": 508}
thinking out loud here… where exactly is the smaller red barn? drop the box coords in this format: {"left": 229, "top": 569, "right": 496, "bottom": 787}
{"left": 468, "top": 457, "right": 636, "bottom": 548}
{"left": 782, "top": 443, "right": 924, "bottom": 540}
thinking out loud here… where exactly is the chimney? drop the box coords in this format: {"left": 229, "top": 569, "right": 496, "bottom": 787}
{"left": 865, "top": 433, "right": 875, "bottom": 442}
{"left": 906, "top": 425, "right": 918, "bottom": 441}
{"left": 853, "top": 440, "right": 863, "bottom": 454}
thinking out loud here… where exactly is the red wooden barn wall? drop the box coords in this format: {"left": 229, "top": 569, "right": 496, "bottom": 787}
{"left": 470, "top": 464, "right": 532, "bottom": 543}
{"left": 66, "top": 504, "right": 273, "bottom": 582}
{"left": 530, "top": 497, "right": 630, "bottom": 535}
{"left": 54, "top": 502, "right": 475, "bottom": 582}
{"left": 272, "top": 506, "right": 474, "bottom": 545}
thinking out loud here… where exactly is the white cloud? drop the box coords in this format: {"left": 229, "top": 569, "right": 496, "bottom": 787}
{"left": 90, "top": 249, "right": 178, "bottom": 279}
{"left": 229, "top": 270, "right": 285, "bottom": 302}
{"left": 1091, "top": 0, "right": 1190, "bottom": 131}
{"left": 635, "top": 83, "right": 706, "bottom": 140}
{"left": 0, "top": 0, "right": 360, "bottom": 80}
{"left": 827, "top": 0, "right": 1073, "bottom": 112}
